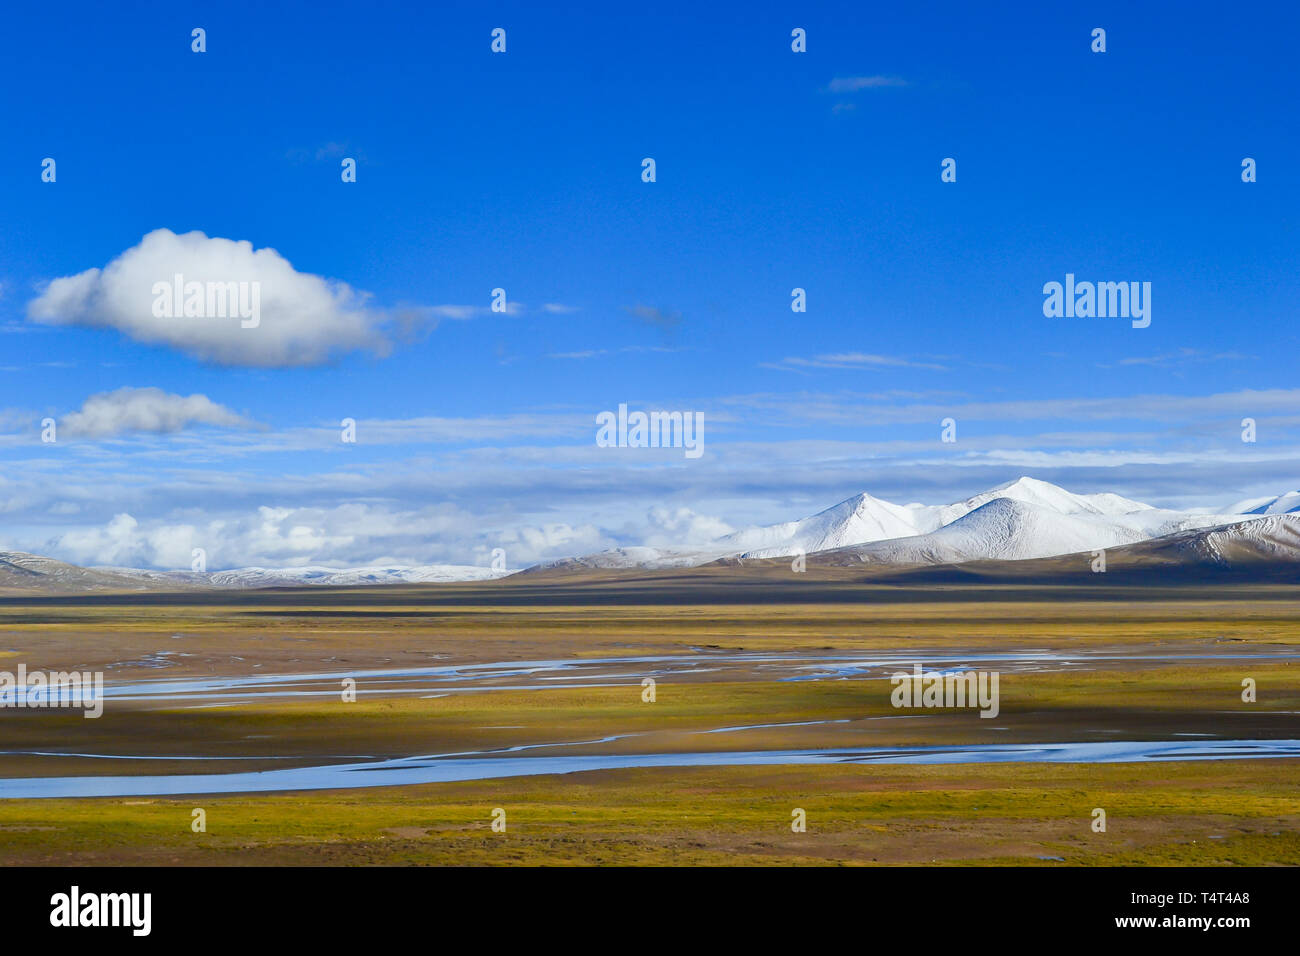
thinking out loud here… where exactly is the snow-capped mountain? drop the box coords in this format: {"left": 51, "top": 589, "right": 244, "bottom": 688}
{"left": 811, "top": 497, "right": 1149, "bottom": 566}
{"left": 543, "top": 477, "right": 1298, "bottom": 571}
{"left": 0, "top": 553, "right": 512, "bottom": 592}
{"left": 812, "top": 497, "right": 1257, "bottom": 567}
{"left": 0, "top": 551, "right": 155, "bottom": 592}
{"left": 1145, "top": 512, "right": 1300, "bottom": 565}
{"left": 716, "top": 491, "right": 920, "bottom": 558}
{"left": 724, "top": 476, "right": 1157, "bottom": 560}
{"left": 96, "top": 563, "right": 512, "bottom": 588}
{"left": 913, "top": 476, "right": 1154, "bottom": 531}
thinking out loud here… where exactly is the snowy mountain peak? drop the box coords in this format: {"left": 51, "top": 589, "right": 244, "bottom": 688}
{"left": 970, "top": 476, "right": 1152, "bottom": 517}
{"left": 718, "top": 488, "right": 919, "bottom": 559}
{"left": 990, "top": 475, "right": 1061, "bottom": 494}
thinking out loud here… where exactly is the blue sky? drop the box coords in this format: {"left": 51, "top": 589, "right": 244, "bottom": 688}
{"left": 0, "top": 0, "right": 1297, "bottom": 569}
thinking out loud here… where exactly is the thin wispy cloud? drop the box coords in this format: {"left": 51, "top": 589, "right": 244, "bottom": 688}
{"left": 549, "top": 350, "right": 606, "bottom": 360}
{"left": 423, "top": 302, "right": 526, "bottom": 320}
{"left": 827, "top": 75, "right": 908, "bottom": 92}
{"left": 1102, "top": 348, "right": 1255, "bottom": 369}
{"left": 721, "top": 387, "right": 1300, "bottom": 427}
{"left": 548, "top": 345, "right": 680, "bottom": 360}
{"left": 623, "top": 304, "right": 681, "bottom": 330}
{"left": 763, "top": 353, "right": 948, "bottom": 373}
{"left": 285, "top": 141, "right": 366, "bottom": 164}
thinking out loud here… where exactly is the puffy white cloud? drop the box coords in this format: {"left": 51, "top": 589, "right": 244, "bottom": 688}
{"left": 61, "top": 386, "right": 254, "bottom": 438}
{"left": 27, "top": 229, "right": 396, "bottom": 367}
{"left": 644, "top": 506, "right": 733, "bottom": 545}
{"left": 53, "top": 513, "right": 185, "bottom": 568}
{"left": 496, "top": 522, "right": 610, "bottom": 565}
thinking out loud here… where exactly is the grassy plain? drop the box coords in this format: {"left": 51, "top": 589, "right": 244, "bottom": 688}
{"left": 0, "top": 574, "right": 1296, "bottom": 865}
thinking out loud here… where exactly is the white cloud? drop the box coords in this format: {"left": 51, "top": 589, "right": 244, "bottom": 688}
{"left": 644, "top": 506, "right": 734, "bottom": 546}
{"left": 497, "top": 522, "right": 610, "bottom": 564}
{"left": 60, "top": 387, "right": 254, "bottom": 439}
{"left": 42, "top": 502, "right": 606, "bottom": 571}
{"left": 27, "top": 229, "right": 398, "bottom": 367}
{"left": 53, "top": 513, "right": 181, "bottom": 568}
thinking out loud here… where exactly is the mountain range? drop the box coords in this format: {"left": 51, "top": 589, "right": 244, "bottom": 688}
{"left": 2, "top": 477, "right": 1298, "bottom": 592}
{"left": 0, "top": 555, "right": 509, "bottom": 593}
{"left": 531, "top": 477, "right": 1300, "bottom": 573}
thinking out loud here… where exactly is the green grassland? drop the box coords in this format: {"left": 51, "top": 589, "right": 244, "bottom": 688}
{"left": 1, "top": 760, "right": 1297, "bottom": 866}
